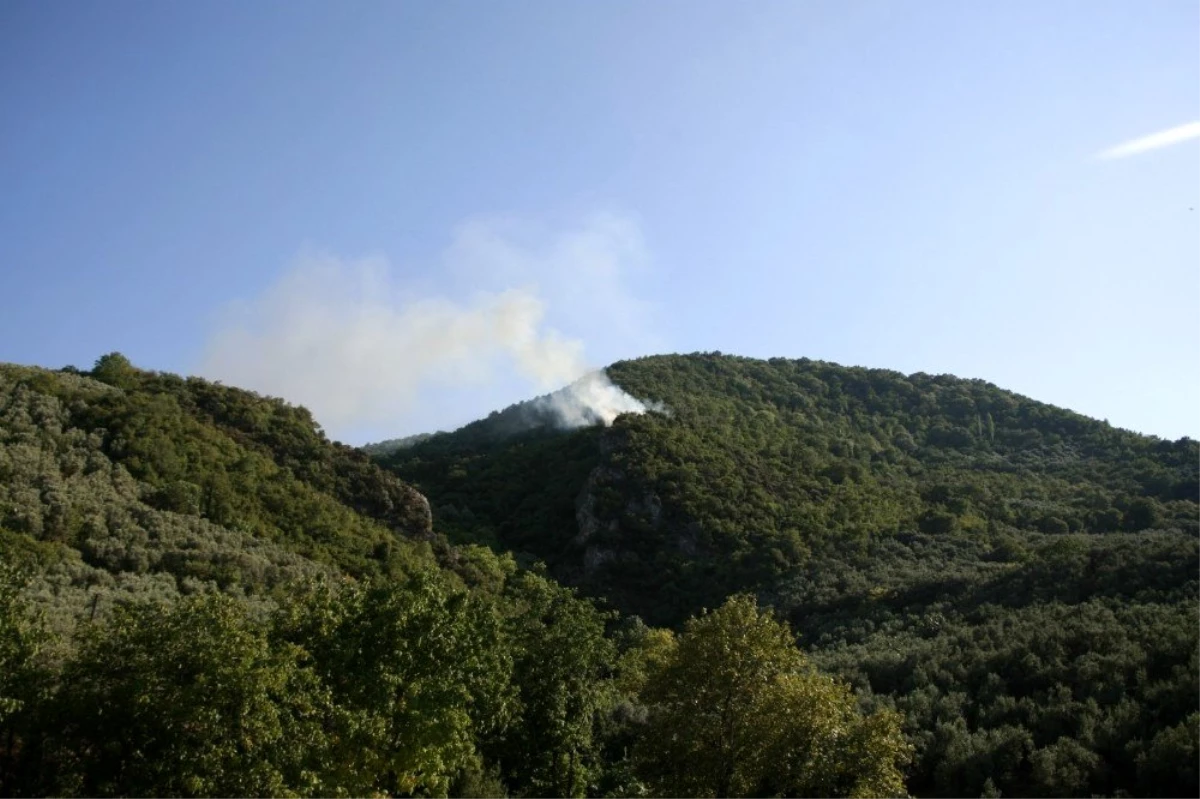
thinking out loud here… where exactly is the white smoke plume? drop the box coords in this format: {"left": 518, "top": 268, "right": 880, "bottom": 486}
{"left": 199, "top": 213, "right": 661, "bottom": 440}
{"left": 539, "top": 370, "right": 669, "bottom": 429}
{"left": 452, "top": 369, "right": 669, "bottom": 445}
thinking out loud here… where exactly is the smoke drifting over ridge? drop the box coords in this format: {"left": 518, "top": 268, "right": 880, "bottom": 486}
{"left": 199, "top": 213, "right": 661, "bottom": 440}
{"left": 534, "top": 370, "right": 667, "bottom": 429}
{"left": 361, "top": 370, "right": 666, "bottom": 456}
{"left": 442, "top": 369, "right": 669, "bottom": 447}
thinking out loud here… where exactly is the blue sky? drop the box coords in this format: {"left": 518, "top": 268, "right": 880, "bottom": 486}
{"left": 2, "top": 0, "right": 1197, "bottom": 444}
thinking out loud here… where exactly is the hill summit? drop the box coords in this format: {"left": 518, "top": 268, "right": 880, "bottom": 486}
{"left": 374, "top": 352, "right": 1198, "bottom": 797}
{"left": 380, "top": 352, "right": 1197, "bottom": 624}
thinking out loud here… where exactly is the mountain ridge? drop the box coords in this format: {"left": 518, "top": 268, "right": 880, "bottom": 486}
{"left": 2, "top": 351, "right": 1196, "bottom": 798}
{"left": 379, "top": 352, "right": 1197, "bottom": 624}
{"left": 371, "top": 351, "right": 1198, "bottom": 796}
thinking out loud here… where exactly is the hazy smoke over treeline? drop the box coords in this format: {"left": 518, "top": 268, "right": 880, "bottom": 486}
{"left": 199, "top": 213, "right": 660, "bottom": 440}
{"left": 528, "top": 370, "right": 667, "bottom": 429}
{"left": 431, "top": 369, "right": 667, "bottom": 450}
{"left": 361, "top": 370, "right": 665, "bottom": 455}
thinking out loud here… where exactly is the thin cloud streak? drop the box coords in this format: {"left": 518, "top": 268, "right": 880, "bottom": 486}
{"left": 1097, "top": 121, "right": 1200, "bottom": 160}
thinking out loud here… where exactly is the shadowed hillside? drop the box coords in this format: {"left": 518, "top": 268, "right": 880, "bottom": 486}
{"left": 378, "top": 352, "right": 1199, "bottom": 797}
{"left": 383, "top": 353, "right": 1197, "bottom": 624}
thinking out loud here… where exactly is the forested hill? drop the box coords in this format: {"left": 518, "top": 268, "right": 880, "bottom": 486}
{"left": 1, "top": 353, "right": 436, "bottom": 582}
{"left": 2, "top": 352, "right": 1196, "bottom": 797}
{"left": 0, "top": 353, "right": 913, "bottom": 798}
{"left": 384, "top": 352, "right": 1198, "bottom": 624}
{"left": 381, "top": 352, "right": 1199, "bottom": 797}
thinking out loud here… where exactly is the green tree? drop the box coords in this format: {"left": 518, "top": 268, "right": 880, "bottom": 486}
{"left": 635, "top": 595, "right": 909, "bottom": 797}
{"left": 278, "top": 571, "right": 515, "bottom": 797}
{"left": 89, "top": 352, "right": 138, "bottom": 389}
{"left": 1124, "top": 497, "right": 1162, "bottom": 531}
{"left": 496, "top": 570, "right": 617, "bottom": 797}
{"left": 1136, "top": 712, "right": 1199, "bottom": 798}
{"left": 0, "top": 567, "right": 41, "bottom": 727}
{"left": 45, "top": 593, "right": 337, "bottom": 798}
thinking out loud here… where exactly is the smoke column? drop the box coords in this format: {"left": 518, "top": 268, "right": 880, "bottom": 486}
{"left": 537, "top": 370, "right": 667, "bottom": 428}
{"left": 199, "top": 212, "right": 660, "bottom": 441}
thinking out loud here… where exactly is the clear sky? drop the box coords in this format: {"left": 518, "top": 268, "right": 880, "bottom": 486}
{"left": 2, "top": 0, "right": 1197, "bottom": 444}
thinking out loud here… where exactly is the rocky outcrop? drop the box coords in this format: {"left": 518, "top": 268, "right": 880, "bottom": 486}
{"left": 574, "top": 429, "right": 671, "bottom": 575}
{"left": 574, "top": 465, "right": 622, "bottom": 547}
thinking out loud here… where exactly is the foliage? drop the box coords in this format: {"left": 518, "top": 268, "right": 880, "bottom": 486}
{"left": 0, "top": 565, "right": 47, "bottom": 792}
{"left": 380, "top": 352, "right": 1199, "bottom": 797}
{"left": 490, "top": 568, "right": 617, "bottom": 797}
{"left": 361, "top": 432, "right": 444, "bottom": 458}
{"left": 34, "top": 593, "right": 335, "bottom": 798}
{"left": 0, "top": 566, "right": 43, "bottom": 727}
{"left": 274, "top": 572, "right": 516, "bottom": 797}
{"left": 388, "top": 354, "right": 1197, "bottom": 627}
{"left": 0, "top": 359, "right": 436, "bottom": 635}
{"left": 4, "top": 352, "right": 1197, "bottom": 797}
{"left": 5, "top": 356, "right": 821, "bottom": 796}
{"left": 635, "top": 595, "right": 909, "bottom": 798}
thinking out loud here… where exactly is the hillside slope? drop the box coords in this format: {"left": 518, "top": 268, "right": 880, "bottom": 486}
{"left": 0, "top": 354, "right": 444, "bottom": 635}
{"left": 380, "top": 352, "right": 1199, "bottom": 797}
{"left": 1, "top": 353, "right": 919, "bottom": 798}
{"left": 384, "top": 352, "right": 1197, "bottom": 623}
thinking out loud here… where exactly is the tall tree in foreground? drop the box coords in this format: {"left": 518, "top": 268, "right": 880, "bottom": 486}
{"left": 275, "top": 571, "right": 516, "bottom": 797}
{"left": 41, "top": 593, "right": 336, "bottom": 798}
{"left": 491, "top": 569, "right": 617, "bottom": 798}
{"left": 635, "top": 595, "right": 910, "bottom": 798}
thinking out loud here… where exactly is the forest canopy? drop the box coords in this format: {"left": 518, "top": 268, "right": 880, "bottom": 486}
{"left": 382, "top": 352, "right": 1199, "bottom": 798}
{"left": 1, "top": 356, "right": 912, "bottom": 798}
{"left": 0, "top": 352, "right": 1196, "bottom": 797}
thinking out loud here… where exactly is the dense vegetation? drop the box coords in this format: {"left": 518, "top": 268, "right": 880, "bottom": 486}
{"left": 383, "top": 353, "right": 1199, "bottom": 797}
{"left": 2, "top": 352, "right": 1196, "bottom": 796}
{"left": 0, "top": 355, "right": 908, "bottom": 797}
{"left": 362, "top": 432, "right": 444, "bottom": 458}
